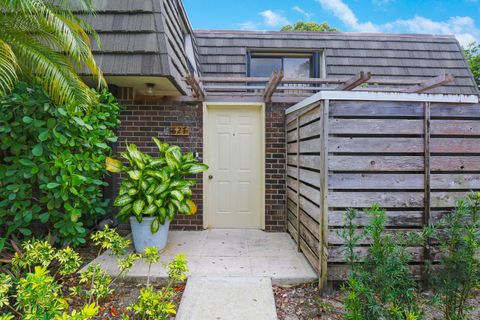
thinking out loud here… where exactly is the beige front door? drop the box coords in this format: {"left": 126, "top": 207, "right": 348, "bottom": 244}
{"left": 205, "top": 105, "right": 264, "bottom": 228}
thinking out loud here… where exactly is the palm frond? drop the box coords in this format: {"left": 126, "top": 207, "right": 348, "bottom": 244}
{"left": 0, "top": 0, "right": 104, "bottom": 106}
{"left": 0, "top": 39, "right": 18, "bottom": 96}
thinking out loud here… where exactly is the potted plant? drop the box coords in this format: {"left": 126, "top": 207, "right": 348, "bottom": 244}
{"left": 105, "top": 138, "right": 208, "bottom": 253}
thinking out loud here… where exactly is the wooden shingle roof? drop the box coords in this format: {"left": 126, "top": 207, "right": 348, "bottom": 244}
{"left": 194, "top": 30, "right": 479, "bottom": 95}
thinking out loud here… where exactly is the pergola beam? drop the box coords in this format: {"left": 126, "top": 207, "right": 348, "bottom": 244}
{"left": 335, "top": 71, "right": 372, "bottom": 91}
{"left": 401, "top": 73, "right": 455, "bottom": 93}
{"left": 185, "top": 73, "right": 205, "bottom": 100}
{"left": 263, "top": 69, "right": 284, "bottom": 102}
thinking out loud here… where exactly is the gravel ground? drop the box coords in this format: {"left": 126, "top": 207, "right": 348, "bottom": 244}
{"left": 274, "top": 283, "right": 480, "bottom": 320}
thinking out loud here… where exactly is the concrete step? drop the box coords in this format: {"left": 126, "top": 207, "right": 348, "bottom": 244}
{"left": 176, "top": 276, "right": 278, "bottom": 320}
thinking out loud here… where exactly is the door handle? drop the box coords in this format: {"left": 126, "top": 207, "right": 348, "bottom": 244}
{"left": 208, "top": 175, "right": 213, "bottom": 180}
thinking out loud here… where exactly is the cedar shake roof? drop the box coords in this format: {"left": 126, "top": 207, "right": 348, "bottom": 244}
{"left": 79, "top": 1, "right": 479, "bottom": 95}
{"left": 194, "top": 30, "right": 479, "bottom": 95}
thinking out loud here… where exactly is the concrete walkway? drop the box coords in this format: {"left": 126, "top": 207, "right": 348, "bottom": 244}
{"left": 87, "top": 229, "right": 317, "bottom": 319}
{"left": 89, "top": 229, "right": 316, "bottom": 284}
{"left": 176, "top": 276, "right": 278, "bottom": 320}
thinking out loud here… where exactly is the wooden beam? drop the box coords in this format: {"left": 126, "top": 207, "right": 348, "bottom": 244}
{"left": 185, "top": 73, "right": 206, "bottom": 100}
{"left": 423, "top": 101, "right": 431, "bottom": 289}
{"left": 264, "top": 69, "right": 284, "bottom": 102}
{"left": 200, "top": 76, "right": 423, "bottom": 85}
{"left": 335, "top": 71, "right": 372, "bottom": 91}
{"left": 402, "top": 73, "right": 455, "bottom": 93}
{"left": 319, "top": 100, "right": 329, "bottom": 292}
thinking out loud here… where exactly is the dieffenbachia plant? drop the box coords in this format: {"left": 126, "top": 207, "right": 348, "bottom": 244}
{"left": 105, "top": 138, "right": 208, "bottom": 233}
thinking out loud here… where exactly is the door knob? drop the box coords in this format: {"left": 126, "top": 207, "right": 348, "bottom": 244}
{"left": 208, "top": 175, "right": 213, "bottom": 180}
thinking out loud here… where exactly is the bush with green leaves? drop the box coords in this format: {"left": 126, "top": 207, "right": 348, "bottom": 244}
{"left": 0, "top": 227, "right": 188, "bottom": 319}
{"left": 106, "top": 138, "right": 208, "bottom": 232}
{"left": 339, "top": 204, "right": 422, "bottom": 320}
{"left": 0, "top": 82, "right": 121, "bottom": 249}
{"left": 1, "top": 238, "right": 98, "bottom": 319}
{"left": 426, "top": 193, "right": 480, "bottom": 320}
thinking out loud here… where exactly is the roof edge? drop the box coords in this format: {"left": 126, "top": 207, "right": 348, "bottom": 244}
{"left": 193, "top": 29, "right": 457, "bottom": 39}
{"left": 285, "top": 91, "right": 479, "bottom": 115}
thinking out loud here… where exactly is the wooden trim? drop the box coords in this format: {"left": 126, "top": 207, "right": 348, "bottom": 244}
{"left": 335, "top": 71, "right": 372, "bottom": 91}
{"left": 296, "top": 117, "right": 301, "bottom": 252}
{"left": 199, "top": 76, "right": 422, "bottom": 85}
{"left": 402, "top": 74, "right": 455, "bottom": 93}
{"left": 423, "top": 101, "right": 431, "bottom": 288}
{"left": 319, "top": 100, "right": 329, "bottom": 291}
{"left": 285, "top": 91, "right": 479, "bottom": 114}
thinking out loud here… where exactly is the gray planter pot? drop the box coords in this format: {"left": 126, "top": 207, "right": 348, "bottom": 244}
{"left": 129, "top": 216, "right": 170, "bottom": 254}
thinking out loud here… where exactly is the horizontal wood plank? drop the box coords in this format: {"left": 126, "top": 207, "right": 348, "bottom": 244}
{"left": 431, "top": 138, "right": 480, "bottom": 153}
{"left": 329, "top": 210, "right": 424, "bottom": 227}
{"left": 329, "top": 155, "right": 424, "bottom": 171}
{"left": 329, "top": 192, "right": 424, "bottom": 208}
{"left": 330, "top": 119, "right": 423, "bottom": 135}
{"left": 329, "top": 173, "right": 424, "bottom": 189}
{"left": 330, "top": 137, "right": 423, "bottom": 153}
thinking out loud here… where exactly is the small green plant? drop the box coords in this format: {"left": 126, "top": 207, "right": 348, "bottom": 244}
{"left": 426, "top": 193, "right": 480, "bottom": 320}
{"left": 339, "top": 204, "right": 422, "bottom": 320}
{"left": 127, "top": 254, "right": 189, "bottom": 320}
{"left": 106, "top": 138, "right": 208, "bottom": 232}
{"left": 1, "top": 226, "right": 188, "bottom": 319}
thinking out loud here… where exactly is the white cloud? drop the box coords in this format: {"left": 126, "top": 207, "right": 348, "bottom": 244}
{"left": 316, "top": 0, "right": 379, "bottom": 32}
{"left": 238, "top": 21, "right": 259, "bottom": 30}
{"left": 383, "top": 15, "right": 480, "bottom": 46}
{"left": 372, "top": 0, "right": 394, "bottom": 6}
{"left": 316, "top": 0, "right": 480, "bottom": 46}
{"left": 259, "top": 10, "right": 290, "bottom": 27}
{"left": 292, "top": 6, "right": 312, "bottom": 20}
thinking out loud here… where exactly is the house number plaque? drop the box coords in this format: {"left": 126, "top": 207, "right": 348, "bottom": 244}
{"left": 170, "top": 126, "right": 189, "bottom": 136}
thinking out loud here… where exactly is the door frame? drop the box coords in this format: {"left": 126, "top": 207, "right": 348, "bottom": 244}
{"left": 202, "top": 102, "right": 266, "bottom": 229}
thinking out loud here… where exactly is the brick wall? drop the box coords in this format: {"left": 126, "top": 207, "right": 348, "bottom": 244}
{"left": 265, "top": 103, "right": 289, "bottom": 231}
{"left": 113, "top": 88, "right": 289, "bottom": 231}
{"left": 115, "top": 88, "right": 203, "bottom": 230}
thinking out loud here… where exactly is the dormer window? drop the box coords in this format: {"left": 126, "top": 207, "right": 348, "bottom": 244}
{"left": 248, "top": 51, "right": 322, "bottom": 78}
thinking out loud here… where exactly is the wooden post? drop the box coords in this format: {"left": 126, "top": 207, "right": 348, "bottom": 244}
{"left": 296, "top": 117, "right": 301, "bottom": 252}
{"left": 423, "top": 101, "right": 431, "bottom": 288}
{"left": 319, "top": 100, "right": 329, "bottom": 291}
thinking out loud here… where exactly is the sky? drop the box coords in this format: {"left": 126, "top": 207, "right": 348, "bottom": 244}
{"left": 182, "top": 0, "right": 480, "bottom": 47}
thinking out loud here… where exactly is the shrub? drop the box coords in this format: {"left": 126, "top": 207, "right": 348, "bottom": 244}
{"left": 426, "top": 193, "right": 480, "bottom": 320}
{"left": 106, "top": 138, "right": 208, "bottom": 232}
{"left": 1, "top": 227, "right": 187, "bottom": 319}
{"left": 0, "top": 82, "right": 121, "bottom": 249}
{"left": 339, "top": 204, "right": 422, "bottom": 320}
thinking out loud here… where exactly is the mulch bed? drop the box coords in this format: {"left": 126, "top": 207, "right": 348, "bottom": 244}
{"left": 273, "top": 283, "right": 344, "bottom": 320}
{"left": 67, "top": 278, "right": 185, "bottom": 319}
{"left": 274, "top": 283, "right": 480, "bottom": 320}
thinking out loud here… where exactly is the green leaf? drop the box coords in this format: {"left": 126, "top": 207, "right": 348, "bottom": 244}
{"left": 19, "top": 158, "right": 35, "bottom": 166}
{"left": 128, "top": 170, "right": 141, "bottom": 180}
{"left": 38, "top": 130, "right": 49, "bottom": 141}
{"left": 32, "top": 144, "right": 43, "bottom": 157}
{"left": 46, "top": 182, "right": 60, "bottom": 189}
{"left": 39, "top": 212, "right": 50, "bottom": 223}
{"left": 19, "top": 228, "right": 32, "bottom": 236}
{"left": 22, "top": 116, "right": 33, "bottom": 124}
{"left": 95, "top": 142, "right": 108, "bottom": 149}
{"left": 171, "top": 190, "right": 184, "bottom": 201}
{"left": 150, "top": 218, "right": 160, "bottom": 233}
{"left": 187, "top": 164, "right": 209, "bottom": 174}
{"left": 133, "top": 199, "right": 145, "bottom": 215}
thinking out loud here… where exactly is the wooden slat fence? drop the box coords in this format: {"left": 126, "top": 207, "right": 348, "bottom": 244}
{"left": 285, "top": 99, "right": 480, "bottom": 287}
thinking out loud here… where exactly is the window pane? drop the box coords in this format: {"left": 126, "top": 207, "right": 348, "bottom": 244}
{"left": 284, "top": 57, "right": 311, "bottom": 78}
{"left": 250, "top": 57, "right": 282, "bottom": 77}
